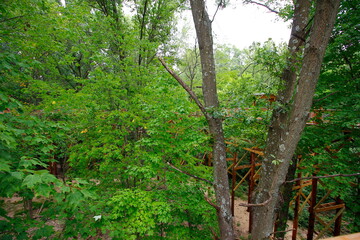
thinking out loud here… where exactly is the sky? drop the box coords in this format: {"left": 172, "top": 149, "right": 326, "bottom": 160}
{"left": 61, "top": 0, "right": 291, "bottom": 50}
{"left": 178, "top": 1, "right": 291, "bottom": 49}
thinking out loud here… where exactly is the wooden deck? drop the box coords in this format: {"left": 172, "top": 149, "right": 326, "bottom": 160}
{"left": 321, "top": 233, "right": 360, "bottom": 240}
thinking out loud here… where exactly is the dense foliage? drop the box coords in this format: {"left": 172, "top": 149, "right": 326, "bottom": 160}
{"left": 0, "top": 0, "right": 358, "bottom": 239}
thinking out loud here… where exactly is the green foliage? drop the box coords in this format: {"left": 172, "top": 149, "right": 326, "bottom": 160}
{"left": 213, "top": 42, "right": 287, "bottom": 149}
{"left": 106, "top": 189, "right": 171, "bottom": 239}
{"left": 103, "top": 180, "right": 217, "bottom": 239}
{"left": 1, "top": 0, "right": 218, "bottom": 237}
{"left": 1, "top": 0, "right": 358, "bottom": 238}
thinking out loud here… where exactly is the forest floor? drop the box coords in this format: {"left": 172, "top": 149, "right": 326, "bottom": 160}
{"left": 2, "top": 196, "right": 308, "bottom": 239}
{"left": 234, "top": 198, "right": 308, "bottom": 240}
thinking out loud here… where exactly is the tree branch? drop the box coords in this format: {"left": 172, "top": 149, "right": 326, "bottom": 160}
{"left": 239, "top": 195, "right": 272, "bottom": 207}
{"left": 239, "top": 62, "right": 255, "bottom": 77}
{"left": 205, "top": 195, "right": 221, "bottom": 211}
{"left": 313, "top": 91, "right": 339, "bottom": 102}
{"left": 166, "top": 162, "right": 213, "bottom": 185}
{"left": 271, "top": 229, "right": 295, "bottom": 235}
{"left": 286, "top": 172, "right": 360, "bottom": 183}
{"left": 211, "top": 0, "right": 226, "bottom": 23}
{"left": 158, "top": 57, "right": 209, "bottom": 118}
{"left": 167, "top": 162, "right": 219, "bottom": 210}
{"left": 245, "top": 0, "right": 279, "bottom": 14}
{"left": 0, "top": 15, "right": 25, "bottom": 23}
{"left": 209, "top": 226, "right": 220, "bottom": 240}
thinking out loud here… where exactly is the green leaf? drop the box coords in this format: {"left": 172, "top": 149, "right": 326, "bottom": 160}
{"left": 80, "top": 189, "right": 95, "bottom": 199}
{"left": 0, "top": 161, "right": 11, "bottom": 172}
{"left": 59, "top": 185, "right": 70, "bottom": 193}
{"left": 19, "top": 157, "right": 48, "bottom": 169}
{"left": 35, "top": 184, "right": 52, "bottom": 197}
{"left": 40, "top": 172, "right": 57, "bottom": 183}
{"left": 22, "top": 174, "right": 42, "bottom": 188}
{"left": 66, "top": 190, "right": 83, "bottom": 208}
{"left": 10, "top": 171, "right": 24, "bottom": 180}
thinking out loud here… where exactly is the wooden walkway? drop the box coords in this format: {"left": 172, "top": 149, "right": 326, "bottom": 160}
{"left": 321, "top": 233, "right": 360, "bottom": 240}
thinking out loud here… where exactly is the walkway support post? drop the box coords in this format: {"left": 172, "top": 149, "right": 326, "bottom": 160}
{"left": 307, "top": 176, "right": 318, "bottom": 240}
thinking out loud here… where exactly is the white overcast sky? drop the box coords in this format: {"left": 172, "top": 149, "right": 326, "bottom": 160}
{"left": 61, "top": 0, "right": 291, "bottom": 49}
{"left": 177, "top": 1, "right": 291, "bottom": 49}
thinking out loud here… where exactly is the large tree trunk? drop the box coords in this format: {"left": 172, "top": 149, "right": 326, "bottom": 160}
{"left": 251, "top": 0, "right": 340, "bottom": 239}
{"left": 190, "top": 0, "right": 234, "bottom": 239}
{"left": 274, "top": 157, "right": 298, "bottom": 240}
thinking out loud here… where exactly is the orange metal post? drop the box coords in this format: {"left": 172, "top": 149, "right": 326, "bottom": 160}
{"left": 307, "top": 176, "right": 318, "bottom": 240}
{"left": 334, "top": 197, "right": 343, "bottom": 236}
{"left": 248, "top": 152, "right": 256, "bottom": 233}
{"left": 292, "top": 172, "right": 301, "bottom": 240}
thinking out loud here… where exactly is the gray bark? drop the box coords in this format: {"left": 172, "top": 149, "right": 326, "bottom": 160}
{"left": 251, "top": 0, "right": 341, "bottom": 239}
{"left": 274, "top": 158, "right": 298, "bottom": 239}
{"left": 189, "top": 0, "right": 234, "bottom": 239}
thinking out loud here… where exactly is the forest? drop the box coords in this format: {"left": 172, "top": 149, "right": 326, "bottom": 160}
{"left": 0, "top": 0, "right": 359, "bottom": 239}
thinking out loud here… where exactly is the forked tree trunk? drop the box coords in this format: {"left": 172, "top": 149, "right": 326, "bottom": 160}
{"left": 251, "top": 0, "right": 340, "bottom": 239}
{"left": 190, "top": 0, "right": 234, "bottom": 239}
{"left": 274, "top": 158, "right": 298, "bottom": 239}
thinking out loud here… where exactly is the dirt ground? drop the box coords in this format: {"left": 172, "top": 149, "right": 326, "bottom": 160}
{"left": 233, "top": 198, "right": 250, "bottom": 237}
{"left": 233, "top": 198, "right": 308, "bottom": 240}
{"left": 1, "top": 196, "right": 23, "bottom": 218}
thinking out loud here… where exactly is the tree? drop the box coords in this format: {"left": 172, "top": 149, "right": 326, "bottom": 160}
{"left": 297, "top": 0, "right": 360, "bottom": 232}
{"left": 2, "top": 0, "right": 353, "bottom": 238}
{"left": 178, "top": 43, "right": 201, "bottom": 92}
{"left": 189, "top": 0, "right": 235, "bottom": 239}
{"left": 160, "top": 0, "right": 235, "bottom": 238}
{"left": 251, "top": 0, "right": 341, "bottom": 239}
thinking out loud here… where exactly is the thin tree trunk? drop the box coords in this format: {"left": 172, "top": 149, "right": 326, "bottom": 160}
{"left": 138, "top": 0, "right": 149, "bottom": 66}
{"left": 23, "top": 197, "right": 33, "bottom": 219}
{"left": 189, "top": 0, "right": 234, "bottom": 239}
{"left": 251, "top": 0, "right": 340, "bottom": 239}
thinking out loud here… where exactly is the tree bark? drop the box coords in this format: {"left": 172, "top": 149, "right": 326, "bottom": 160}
{"left": 189, "top": 0, "right": 234, "bottom": 239}
{"left": 251, "top": 0, "right": 340, "bottom": 239}
{"left": 274, "top": 157, "right": 298, "bottom": 240}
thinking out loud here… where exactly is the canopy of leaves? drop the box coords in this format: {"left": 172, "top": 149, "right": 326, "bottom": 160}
{"left": 0, "top": 0, "right": 358, "bottom": 238}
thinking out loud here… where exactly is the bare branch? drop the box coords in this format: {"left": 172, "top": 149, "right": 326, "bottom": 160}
{"left": 209, "top": 227, "right": 220, "bottom": 240}
{"left": 271, "top": 229, "right": 295, "bottom": 235}
{"left": 167, "top": 161, "right": 220, "bottom": 212}
{"left": 211, "top": 0, "right": 225, "bottom": 23}
{"left": 167, "top": 162, "right": 220, "bottom": 211}
{"left": 205, "top": 195, "right": 221, "bottom": 211}
{"left": 239, "top": 62, "right": 255, "bottom": 77}
{"left": 313, "top": 91, "right": 339, "bottom": 102}
{"left": 245, "top": 0, "right": 279, "bottom": 14}
{"left": 286, "top": 172, "right": 360, "bottom": 183}
{"left": 0, "top": 15, "right": 25, "bottom": 23}
{"left": 158, "top": 57, "right": 209, "bottom": 118}
{"left": 238, "top": 195, "right": 272, "bottom": 207}
{"left": 166, "top": 162, "right": 213, "bottom": 185}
